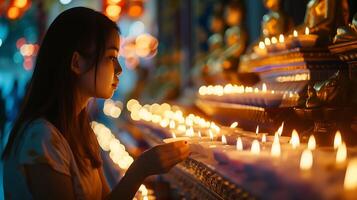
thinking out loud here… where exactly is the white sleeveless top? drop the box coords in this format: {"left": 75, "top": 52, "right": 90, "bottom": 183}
{"left": 3, "top": 118, "right": 102, "bottom": 200}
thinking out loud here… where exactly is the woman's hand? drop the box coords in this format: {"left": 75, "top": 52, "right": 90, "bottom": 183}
{"left": 135, "top": 140, "right": 190, "bottom": 177}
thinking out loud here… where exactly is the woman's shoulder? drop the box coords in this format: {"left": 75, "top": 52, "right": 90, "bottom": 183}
{"left": 22, "top": 118, "right": 62, "bottom": 139}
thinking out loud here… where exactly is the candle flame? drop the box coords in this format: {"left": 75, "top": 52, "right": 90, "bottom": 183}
{"left": 251, "top": 140, "right": 260, "bottom": 155}
{"left": 308, "top": 135, "right": 316, "bottom": 150}
{"left": 305, "top": 27, "right": 309, "bottom": 35}
{"left": 334, "top": 130, "right": 342, "bottom": 149}
{"left": 172, "top": 132, "right": 176, "bottom": 138}
{"left": 293, "top": 30, "right": 298, "bottom": 37}
{"left": 209, "top": 130, "right": 214, "bottom": 141}
{"left": 236, "top": 137, "right": 243, "bottom": 151}
{"left": 255, "top": 125, "right": 259, "bottom": 135}
{"left": 169, "top": 120, "right": 175, "bottom": 129}
{"left": 259, "top": 41, "right": 265, "bottom": 49}
{"left": 300, "top": 149, "right": 313, "bottom": 170}
{"left": 262, "top": 134, "right": 267, "bottom": 143}
{"left": 185, "top": 127, "right": 194, "bottom": 137}
{"left": 279, "top": 34, "right": 284, "bottom": 43}
{"left": 290, "top": 129, "right": 300, "bottom": 148}
{"left": 264, "top": 37, "right": 271, "bottom": 46}
{"left": 274, "top": 132, "right": 280, "bottom": 144}
{"left": 271, "top": 36, "right": 278, "bottom": 44}
{"left": 230, "top": 122, "right": 238, "bottom": 128}
{"left": 271, "top": 139, "right": 281, "bottom": 157}
{"left": 222, "top": 135, "right": 227, "bottom": 144}
{"left": 276, "top": 122, "right": 284, "bottom": 136}
{"left": 336, "top": 142, "right": 347, "bottom": 164}
{"left": 262, "top": 83, "right": 267, "bottom": 92}
{"left": 198, "top": 131, "right": 202, "bottom": 137}
{"left": 344, "top": 158, "right": 357, "bottom": 190}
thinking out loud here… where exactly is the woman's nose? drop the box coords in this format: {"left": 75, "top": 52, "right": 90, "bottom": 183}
{"left": 114, "top": 59, "right": 122, "bottom": 76}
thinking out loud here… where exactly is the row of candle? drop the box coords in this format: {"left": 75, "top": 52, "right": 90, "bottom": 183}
{"left": 127, "top": 100, "right": 357, "bottom": 193}
{"left": 198, "top": 83, "right": 299, "bottom": 97}
{"left": 254, "top": 27, "right": 317, "bottom": 56}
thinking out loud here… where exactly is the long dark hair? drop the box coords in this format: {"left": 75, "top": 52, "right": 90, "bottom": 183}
{"left": 2, "top": 7, "right": 119, "bottom": 173}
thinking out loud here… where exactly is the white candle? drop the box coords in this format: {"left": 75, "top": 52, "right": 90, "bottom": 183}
{"left": 236, "top": 137, "right": 243, "bottom": 151}
{"left": 305, "top": 27, "right": 309, "bottom": 35}
{"left": 251, "top": 140, "right": 260, "bottom": 155}
{"left": 279, "top": 34, "right": 284, "bottom": 43}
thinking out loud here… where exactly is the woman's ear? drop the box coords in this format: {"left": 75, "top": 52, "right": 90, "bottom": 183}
{"left": 71, "top": 51, "right": 87, "bottom": 75}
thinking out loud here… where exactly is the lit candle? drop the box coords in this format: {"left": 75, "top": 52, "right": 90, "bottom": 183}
{"left": 344, "top": 158, "right": 357, "bottom": 190}
{"left": 271, "top": 36, "right": 278, "bottom": 44}
{"left": 276, "top": 122, "right": 284, "bottom": 136}
{"left": 236, "top": 137, "right": 243, "bottom": 151}
{"left": 262, "top": 134, "right": 267, "bottom": 143}
{"left": 334, "top": 130, "right": 342, "bottom": 149}
{"left": 163, "top": 136, "right": 189, "bottom": 143}
{"left": 262, "top": 83, "right": 267, "bottom": 92}
{"left": 336, "top": 142, "right": 347, "bottom": 164}
{"left": 221, "top": 135, "right": 227, "bottom": 144}
{"left": 230, "top": 122, "right": 238, "bottom": 128}
{"left": 259, "top": 41, "right": 265, "bottom": 49}
{"left": 300, "top": 149, "right": 313, "bottom": 170}
{"left": 169, "top": 120, "right": 176, "bottom": 129}
{"left": 271, "top": 138, "right": 281, "bottom": 157}
{"left": 293, "top": 30, "right": 298, "bottom": 37}
{"left": 251, "top": 140, "right": 260, "bottom": 155}
{"left": 264, "top": 37, "right": 271, "bottom": 46}
{"left": 308, "top": 135, "right": 316, "bottom": 150}
{"left": 209, "top": 130, "right": 214, "bottom": 141}
{"left": 290, "top": 129, "right": 300, "bottom": 149}
{"left": 198, "top": 131, "right": 202, "bottom": 137}
{"left": 278, "top": 34, "right": 284, "bottom": 43}
{"left": 172, "top": 132, "right": 176, "bottom": 138}
{"left": 305, "top": 27, "right": 309, "bottom": 35}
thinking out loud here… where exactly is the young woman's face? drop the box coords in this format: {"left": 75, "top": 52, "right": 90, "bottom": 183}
{"left": 78, "top": 30, "right": 122, "bottom": 99}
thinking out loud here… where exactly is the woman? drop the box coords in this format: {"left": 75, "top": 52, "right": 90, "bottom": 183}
{"left": 2, "top": 7, "right": 189, "bottom": 200}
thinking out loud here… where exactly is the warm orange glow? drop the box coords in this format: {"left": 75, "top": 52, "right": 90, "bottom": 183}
{"left": 106, "top": 4, "right": 121, "bottom": 19}
{"left": 255, "top": 125, "right": 259, "bottom": 135}
{"left": 14, "top": 0, "right": 28, "bottom": 8}
{"left": 128, "top": 5, "right": 143, "bottom": 17}
{"left": 264, "top": 37, "right": 271, "bottom": 46}
{"left": 336, "top": 142, "right": 347, "bottom": 164}
{"left": 259, "top": 41, "right": 265, "bottom": 49}
{"left": 344, "top": 158, "right": 357, "bottom": 190}
{"left": 7, "top": 7, "right": 20, "bottom": 19}
{"left": 271, "top": 36, "right": 277, "bottom": 44}
{"left": 279, "top": 34, "right": 284, "bottom": 43}
{"left": 290, "top": 129, "right": 300, "bottom": 149}
{"left": 251, "top": 140, "right": 260, "bottom": 155}
{"left": 236, "top": 137, "right": 243, "bottom": 151}
{"left": 108, "top": 0, "right": 122, "bottom": 3}
{"left": 276, "top": 122, "right": 284, "bottom": 136}
{"left": 308, "top": 135, "right": 316, "bottom": 150}
{"left": 334, "top": 130, "right": 342, "bottom": 149}
{"left": 305, "top": 27, "right": 310, "bottom": 35}
{"left": 300, "top": 149, "right": 313, "bottom": 170}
